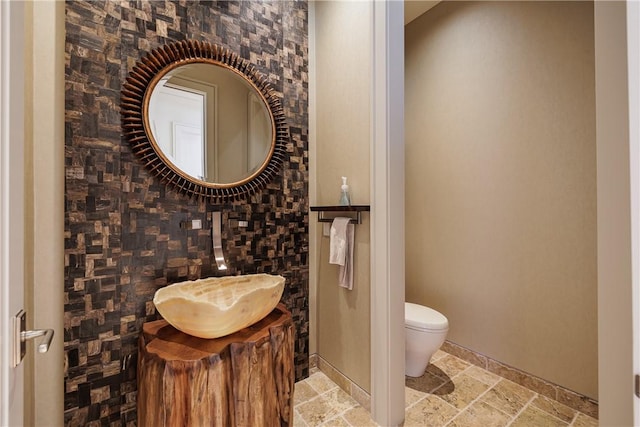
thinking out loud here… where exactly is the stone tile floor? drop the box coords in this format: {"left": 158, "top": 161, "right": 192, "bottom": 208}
{"left": 293, "top": 350, "right": 599, "bottom": 426}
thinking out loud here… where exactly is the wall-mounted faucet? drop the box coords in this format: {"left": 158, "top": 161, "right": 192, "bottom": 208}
{"left": 212, "top": 211, "right": 227, "bottom": 271}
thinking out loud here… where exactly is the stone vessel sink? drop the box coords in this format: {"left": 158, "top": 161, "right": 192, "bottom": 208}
{"left": 153, "top": 274, "right": 285, "bottom": 339}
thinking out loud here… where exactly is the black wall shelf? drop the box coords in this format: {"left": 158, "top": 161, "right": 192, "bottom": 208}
{"left": 310, "top": 205, "right": 370, "bottom": 224}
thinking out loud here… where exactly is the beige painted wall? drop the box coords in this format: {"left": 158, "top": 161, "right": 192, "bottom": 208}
{"left": 311, "top": 0, "right": 372, "bottom": 392}
{"left": 405, "top": 1, "right": 598, "bottom": 398}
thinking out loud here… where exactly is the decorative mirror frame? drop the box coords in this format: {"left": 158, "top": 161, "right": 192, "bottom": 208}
{"left": 121, "top": 39, "right": 288, "bottom": 202}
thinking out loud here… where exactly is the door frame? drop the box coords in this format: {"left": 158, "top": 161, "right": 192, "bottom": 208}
{"left": 627, "top": 0, "right": 640, "bottom": 424}
{"left": 370, "top": 1, "right": 405, "bottom": 425}
{"left": 1, "top": 0, "right": 26, "bottom": 424}
{"left": 594, "top": 1, "right": 639, "bottom": 424}
{"left": 29, "top": 1, "right": 65, "bottom": 425}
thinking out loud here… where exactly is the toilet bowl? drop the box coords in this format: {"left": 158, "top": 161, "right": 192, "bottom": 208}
{"left": 405, "top": 302, "right": 449, "bottom": 377}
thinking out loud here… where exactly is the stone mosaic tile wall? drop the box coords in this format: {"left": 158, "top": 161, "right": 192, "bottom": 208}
{"left": 64, "top": 1, "right": 308, "bottom": 425}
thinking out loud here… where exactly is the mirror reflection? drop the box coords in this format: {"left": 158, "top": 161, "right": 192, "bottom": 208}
{"left": 147, "top": 63, "right": 274, "bottom": 184}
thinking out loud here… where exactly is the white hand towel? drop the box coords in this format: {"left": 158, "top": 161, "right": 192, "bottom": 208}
{"left": 329, "top": 217, "right": 355, "bottom": 290}
{"left": 329, "top": 217, "right": 349, "bottom": 265}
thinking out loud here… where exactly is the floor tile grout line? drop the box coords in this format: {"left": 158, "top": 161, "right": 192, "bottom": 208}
{"left": 497, "top": 381, "right": 578, "bottom": 426}
{"left": 301, "top": 372, "right": 340, "bottom": 398}
{"left": 403, "top": 390, "right": 430, "bottom": 413}
{"left": 524, "top": 399, "right": 578, "bottom": 426}
{"left": 426, "top": 362, "right": 487, "bottom": 406}
{"left": 431, "top": 355, "right": 473, "bottom": 382}
{"left": 567, "top": 409, "right": 584, "bottom": 427}
{"left": 324, "top": 389, "right": 361, "bottom": 418}
{"left": 504, "top": 393, "right": 541, "bottom": 427}
{"left": 441, "top": 367, "right": 514, "bottom": 427}
{"left": 403, "top": 359, "right": 472, "bottom": 415}
{"left": 407, "top": 388, "right": 460, "bottom": 419}
{"left": 404, "top": 386, "right": 432, "bottom": 414}
{"left": 296, "top": 376, "right": 363, "bottom": 427}
{"left": 463, "top": 364, "right": 504, "bottom": 388}
{"left": 293, "top": 382, "right": 322, "bottom": 409}
{"left": 294, "top": 381, "right": 340, "bottom": 412}
{"left": 320, "top": 400, "right": 364, "bottom": 427}
{"left": 318, "top": 413, "right": 344, "bottom": 427}
{"left": 567, "top": 411, "right": 581, "bottom": 427}
{"left": 404, "top": 387, "right": 431, "bottom": 413}
{"left": 298, "top": 371, "right": 383, "bottom": 426}
{"left": 293, "top": 407, "right": 310, "bottom": 427}
{"left": 424, "top": 358, "right": 472, "bottom": 395}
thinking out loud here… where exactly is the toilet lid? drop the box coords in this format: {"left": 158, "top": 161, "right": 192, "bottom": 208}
{"left": 405, "top": 302, "right": 449, "bottom": 331}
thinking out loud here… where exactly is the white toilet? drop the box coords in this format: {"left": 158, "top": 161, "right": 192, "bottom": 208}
{"left": 405, "top": 302, "right": 449, "bottom": 377}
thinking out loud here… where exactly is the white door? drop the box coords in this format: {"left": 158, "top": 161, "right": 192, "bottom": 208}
{"left": 149, "top": 84, "right": 206, "bottom": 180}
{"left": 1, "top": 1, "right": 26, "bottom": 425}
{"left": 173, "top": 122, "right": 205, "bottom": 179}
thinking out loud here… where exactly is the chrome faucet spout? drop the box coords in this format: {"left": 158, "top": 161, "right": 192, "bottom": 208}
{"left": 212, "top": 211, "right": 228, "bottom": 271}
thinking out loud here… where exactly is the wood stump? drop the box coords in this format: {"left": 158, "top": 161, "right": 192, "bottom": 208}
{"left": 138, "top": 304, "right": 295, "bottom": 427}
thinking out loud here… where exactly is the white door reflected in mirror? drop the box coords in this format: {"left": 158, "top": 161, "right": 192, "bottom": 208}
{"left": 149, "top": 83, "right": 208, "bottom": 181}
{"left": 173, "top": 123, "right": 204, "bottom": 180}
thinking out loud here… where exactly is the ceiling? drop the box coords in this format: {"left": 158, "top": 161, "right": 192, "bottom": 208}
{"left": 404, "top": 0, "right": 440, "bottom": 25}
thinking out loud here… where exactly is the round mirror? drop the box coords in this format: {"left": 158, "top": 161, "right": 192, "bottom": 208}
{"left": 121, "top": 40, "right": 287, "bottom": 201}
{"left": 147, "top": 63, "right": 274, "bottom": 185}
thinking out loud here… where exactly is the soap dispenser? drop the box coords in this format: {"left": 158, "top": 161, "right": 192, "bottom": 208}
{"left": 339, "top": 176, "right": 351, "bottom": 206}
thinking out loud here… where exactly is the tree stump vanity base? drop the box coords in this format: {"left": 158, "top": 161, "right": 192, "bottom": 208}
{"left": 138, "top": 304, "right": 295, "bottom": 426}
